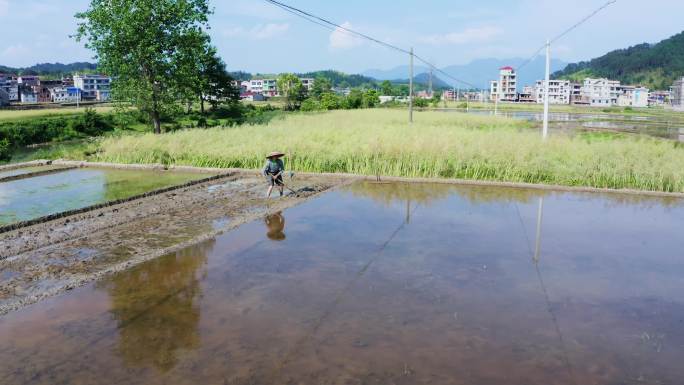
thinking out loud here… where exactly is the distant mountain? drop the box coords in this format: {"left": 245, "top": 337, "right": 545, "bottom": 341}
{"left": 363, "top": 65, "right": 430, "bottom": 81}
{"left": 553, "top": 31, "right": 684, "bottom": 90}
{"left": 0, "top": 62, "right": 98, "bottom": 76}
{"left": 364, "top": 57, "right": 567, "bottom": 90}
{"left": 390, "top": 72, "right": 451, "bottom": 89}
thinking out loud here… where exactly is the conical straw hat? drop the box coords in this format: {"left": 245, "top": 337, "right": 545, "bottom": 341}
{"left": 266, "top": 151, "right": 285, "bottom": 159}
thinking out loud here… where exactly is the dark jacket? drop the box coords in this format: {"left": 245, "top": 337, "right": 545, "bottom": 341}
{"left": 263, "top": 158, "right": 285, "bottom": 176}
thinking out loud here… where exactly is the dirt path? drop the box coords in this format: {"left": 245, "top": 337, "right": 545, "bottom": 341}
{"left": 0, "top": 172, "right": 346, "bottom": 315}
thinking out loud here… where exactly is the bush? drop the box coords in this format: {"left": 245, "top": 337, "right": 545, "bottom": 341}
{"left": 300, "top": 98, "right": 321, "bottom": 112}
{"left": 320, "top": 93, "right": 341, "bottom": 110}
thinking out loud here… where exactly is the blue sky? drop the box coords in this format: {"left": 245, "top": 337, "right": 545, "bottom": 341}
{"left": 1, "top": 0, "right": 684, "bottom": 74}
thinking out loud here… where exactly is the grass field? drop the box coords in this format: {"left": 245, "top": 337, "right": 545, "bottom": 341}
{"left": 88, "top": 109, "right": 684, "bottom": 193}
{"left": 0, "top": 106, "right": 115, "bottom": 121}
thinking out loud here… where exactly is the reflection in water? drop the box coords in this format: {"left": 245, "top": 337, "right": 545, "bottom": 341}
{"left": 2, "top": 183, "right": 684, "bottom": 384}
{"left": 101, "top": 241, "right": 211, "bottom": 372}
{"left": 0, "top": 168, "right": 205, "bottom": 225}
{"left": 265, "top": 212, "right": 286, "bottom": 241}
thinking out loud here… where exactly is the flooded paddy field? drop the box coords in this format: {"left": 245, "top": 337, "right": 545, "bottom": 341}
{"left": 1, "top": 181, "right": 683, "bottom": 384}
{"left": 0, "top": 165, "right": 69, "bottom": 180}
{"left": 459, "top": 108, "right": 684, "bottom": 140}
{"left": 0, "top": 167, "right": 211, "bottom": 226}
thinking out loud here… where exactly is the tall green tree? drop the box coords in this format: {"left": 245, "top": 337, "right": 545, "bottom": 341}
{"left": 277, "top": 73, "right": 305, "bottom": 110}
{"left": 75, "top": 0, "right": 212, "bottom": 133}
{"left": 310, "top": 76, "right": 332, "bottom": 100}
{"left": 176, "top": 34, "right": 238, "bottom": 116}
{"left": 380, "top": 80, "right": 393, "bottom": 96}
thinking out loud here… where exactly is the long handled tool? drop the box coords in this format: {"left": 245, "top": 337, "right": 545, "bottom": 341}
{"left": 262, "top": 171, "right": 300, "bottom": 197}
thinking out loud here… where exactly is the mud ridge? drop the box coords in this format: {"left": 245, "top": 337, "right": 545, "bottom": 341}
{"left": 0, "top": 172, "right": 235, "bottom": 235}
{"left": 0, "top": 166, "right": 77, "bottom": 183}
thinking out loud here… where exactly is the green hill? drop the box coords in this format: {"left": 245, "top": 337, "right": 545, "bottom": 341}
{"left": 553, "top": 31, "right": 684, "bottom": 89}
{"left": 0, "top": 62, "right": 98, "bottom": 77}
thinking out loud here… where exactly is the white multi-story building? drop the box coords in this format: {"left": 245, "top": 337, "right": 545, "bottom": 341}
{"left": 534, "top": 79, "right": 571, "bottom": 104}
{"left": 0, "top": 88, "right": 9, "bottom": 106}
{"left": 19, "top": 88, "right": 38, "bottom": 103}
{"left": 242, "top": 77, "right": 315, "bottom": 97}
{"left": 17, "top": 76, "right": 40, "bottom": 87}
{"left": 0, "top": 75, "right": 19, "bottom": 101}
{"left": 648, "top": 90, "right": 670, "bottom": 106}
{"left": 582, "top": 78, "right": 620, "bottom": 106}
{"left": 73, "top": 74, "right": 111, "bottom": 101}
{"left": 262, "top": 79, "right": 278, "bottom": 97}
{"left": 671, "top": 78, "right": 684, "bottom": 111}
{"left": 489, "top": 66, "right": 517, "bottom": 102}
{"left": 617, "top": 86, "right": 649, "bottom": 108}
{"left": 300, "top": 78, "right": 315, "bottom": 91}
{"left": 51, "top": 87, "right": 81, "bottom": 103}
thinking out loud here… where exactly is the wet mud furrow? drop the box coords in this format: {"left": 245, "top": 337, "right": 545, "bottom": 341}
{"left": 0, "top": 173, "right": 344, "bottom": 315}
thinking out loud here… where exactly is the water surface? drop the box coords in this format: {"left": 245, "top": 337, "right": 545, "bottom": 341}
{"left": 0, "top": 168, "right": 208, "bottom": 225}
{"left": 459, "top": 108, "right": 684, "bottom": 140}
{"left": 1, "top": 182, "right": 683, "bottom": 384}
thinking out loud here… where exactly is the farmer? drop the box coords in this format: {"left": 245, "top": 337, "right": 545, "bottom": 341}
{"left": 263, "top": 151, "right": 286, "bottom": 198}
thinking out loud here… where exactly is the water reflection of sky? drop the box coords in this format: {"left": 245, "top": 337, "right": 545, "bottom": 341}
{"left": 456, "top": 109, "right": 684, "bottom": 140}
{"left": 0, "top": 168, "right": 204, "bottom": 225}
{"left": 1, "top": 182, "right": 684, "bottom": 384}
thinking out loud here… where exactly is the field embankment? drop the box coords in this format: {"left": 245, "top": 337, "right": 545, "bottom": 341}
{"left": 92, "top": 109, "right": 684, "bottom": 193}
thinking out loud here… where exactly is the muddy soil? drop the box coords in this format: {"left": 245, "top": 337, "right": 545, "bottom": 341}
{"left": 0, "top": 172, "right": 346, "bottom": 315}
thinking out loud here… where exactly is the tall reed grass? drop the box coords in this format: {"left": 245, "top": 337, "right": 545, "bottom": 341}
{"left": 94, "top": 109, "right": 684, "bottom": 192}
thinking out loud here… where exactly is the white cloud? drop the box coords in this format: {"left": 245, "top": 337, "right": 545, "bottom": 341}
{"left": 222, "top": 23, "right": 290, "bottom": 40}
{"left": 419, "top": 26, "right": 503, "bottom": 46}
{"left": 2, "top": 44, "right": 30, "bottom": 58}
{"left": 0, "top": 0, "right": 8, "bottom": 17}
{"left": 329, "top": 22, "right": 364, "bottom": 50}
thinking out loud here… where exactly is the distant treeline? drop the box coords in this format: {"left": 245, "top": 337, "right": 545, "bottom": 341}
{"left": 0, "top": 62, "right": 99, "bottom": 77}
{"left": 229, "top": 69, "right": 452, "bottom": 91}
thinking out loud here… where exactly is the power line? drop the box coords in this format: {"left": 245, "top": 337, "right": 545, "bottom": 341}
{"left": 262, "top": 0, "right": 477, "bottom": 88}
{"left": 517, "top": 0, "right": 617, "bottom": 72}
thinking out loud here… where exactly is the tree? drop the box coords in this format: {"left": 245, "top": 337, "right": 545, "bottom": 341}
{"left": 310, "top": 76, "right": 332, "bottom": 100}
{"left": 362, "top": 89, "right": 380, "bottom": 108}
{"left": 76, "top": 0, "right": 212, "bottom": 133}
{"left": 344, "top": 89, "right": 363, "bottom": 109}
{"left": 277, "top": 73, "right": 305, "bottom": 110}
{"left": 320, "top": 93, "right": 341, "bottom": 110}
{"left": 380, "top": 80, "right": 393, "bottom": 96}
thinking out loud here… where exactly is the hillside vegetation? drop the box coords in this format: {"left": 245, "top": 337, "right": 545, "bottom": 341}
{"left": 0, "top": 62, "right": 98, "bottom": 77}
{"left": 553, "top": 31, "right": 684, "bottom": 89}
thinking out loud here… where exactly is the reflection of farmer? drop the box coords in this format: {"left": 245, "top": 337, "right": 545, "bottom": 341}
{"left": 263, "top": 151, "right": 286, "bottom": 198}
{"left": 265, "top": 212, "right": 286, "bottom": 241}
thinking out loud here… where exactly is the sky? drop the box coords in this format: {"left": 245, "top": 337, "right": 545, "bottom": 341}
{"left": 1, "top": 0, "right": 684, "bottom": 74}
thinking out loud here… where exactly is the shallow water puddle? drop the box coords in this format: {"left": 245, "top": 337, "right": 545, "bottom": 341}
{"left": 459, "top": 109, "right": 684, "bottom": 140}
{"left": 1, "top": 182, "right": 684, "bottom": 384}
{"left": 0, "top": 168, "right": 208, "bottom": 225}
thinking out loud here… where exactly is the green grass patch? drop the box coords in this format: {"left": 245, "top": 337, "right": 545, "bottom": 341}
{"left": 85, "top": 109, "right": 684, "bottom": 193}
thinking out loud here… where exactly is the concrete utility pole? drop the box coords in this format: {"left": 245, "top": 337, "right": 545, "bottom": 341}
{"left": 409, "top": 47, "right": 414, "bottom": 124}
{"left": 428, "top": 68, "right": 433, "bottom": 98}
{"left": 543, "top": 39, "right": 550, "bottom": 139}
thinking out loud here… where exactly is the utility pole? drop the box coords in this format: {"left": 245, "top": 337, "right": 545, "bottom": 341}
{"left": 409, "top": 47, "right": 414, "bottom": 124}
{"left": 543, "top": 39, "right": 550, "bottom": 139}
{"left": 533, "top": 197, "right": 544, "bottom": 264}
{"left": 428, "top": 68, "right": 433, "bottom": 98}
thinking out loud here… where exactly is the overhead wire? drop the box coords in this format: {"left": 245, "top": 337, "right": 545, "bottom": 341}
{"left": 263, "top": 0, "right": 476, "bottom": 88}
{"left": 516, "top": 0, "right": 617, "bottom": 72}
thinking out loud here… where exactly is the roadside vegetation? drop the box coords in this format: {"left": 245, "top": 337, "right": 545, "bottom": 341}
{"left": 79, "top": 109, "right": 684, "bottom": 193}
